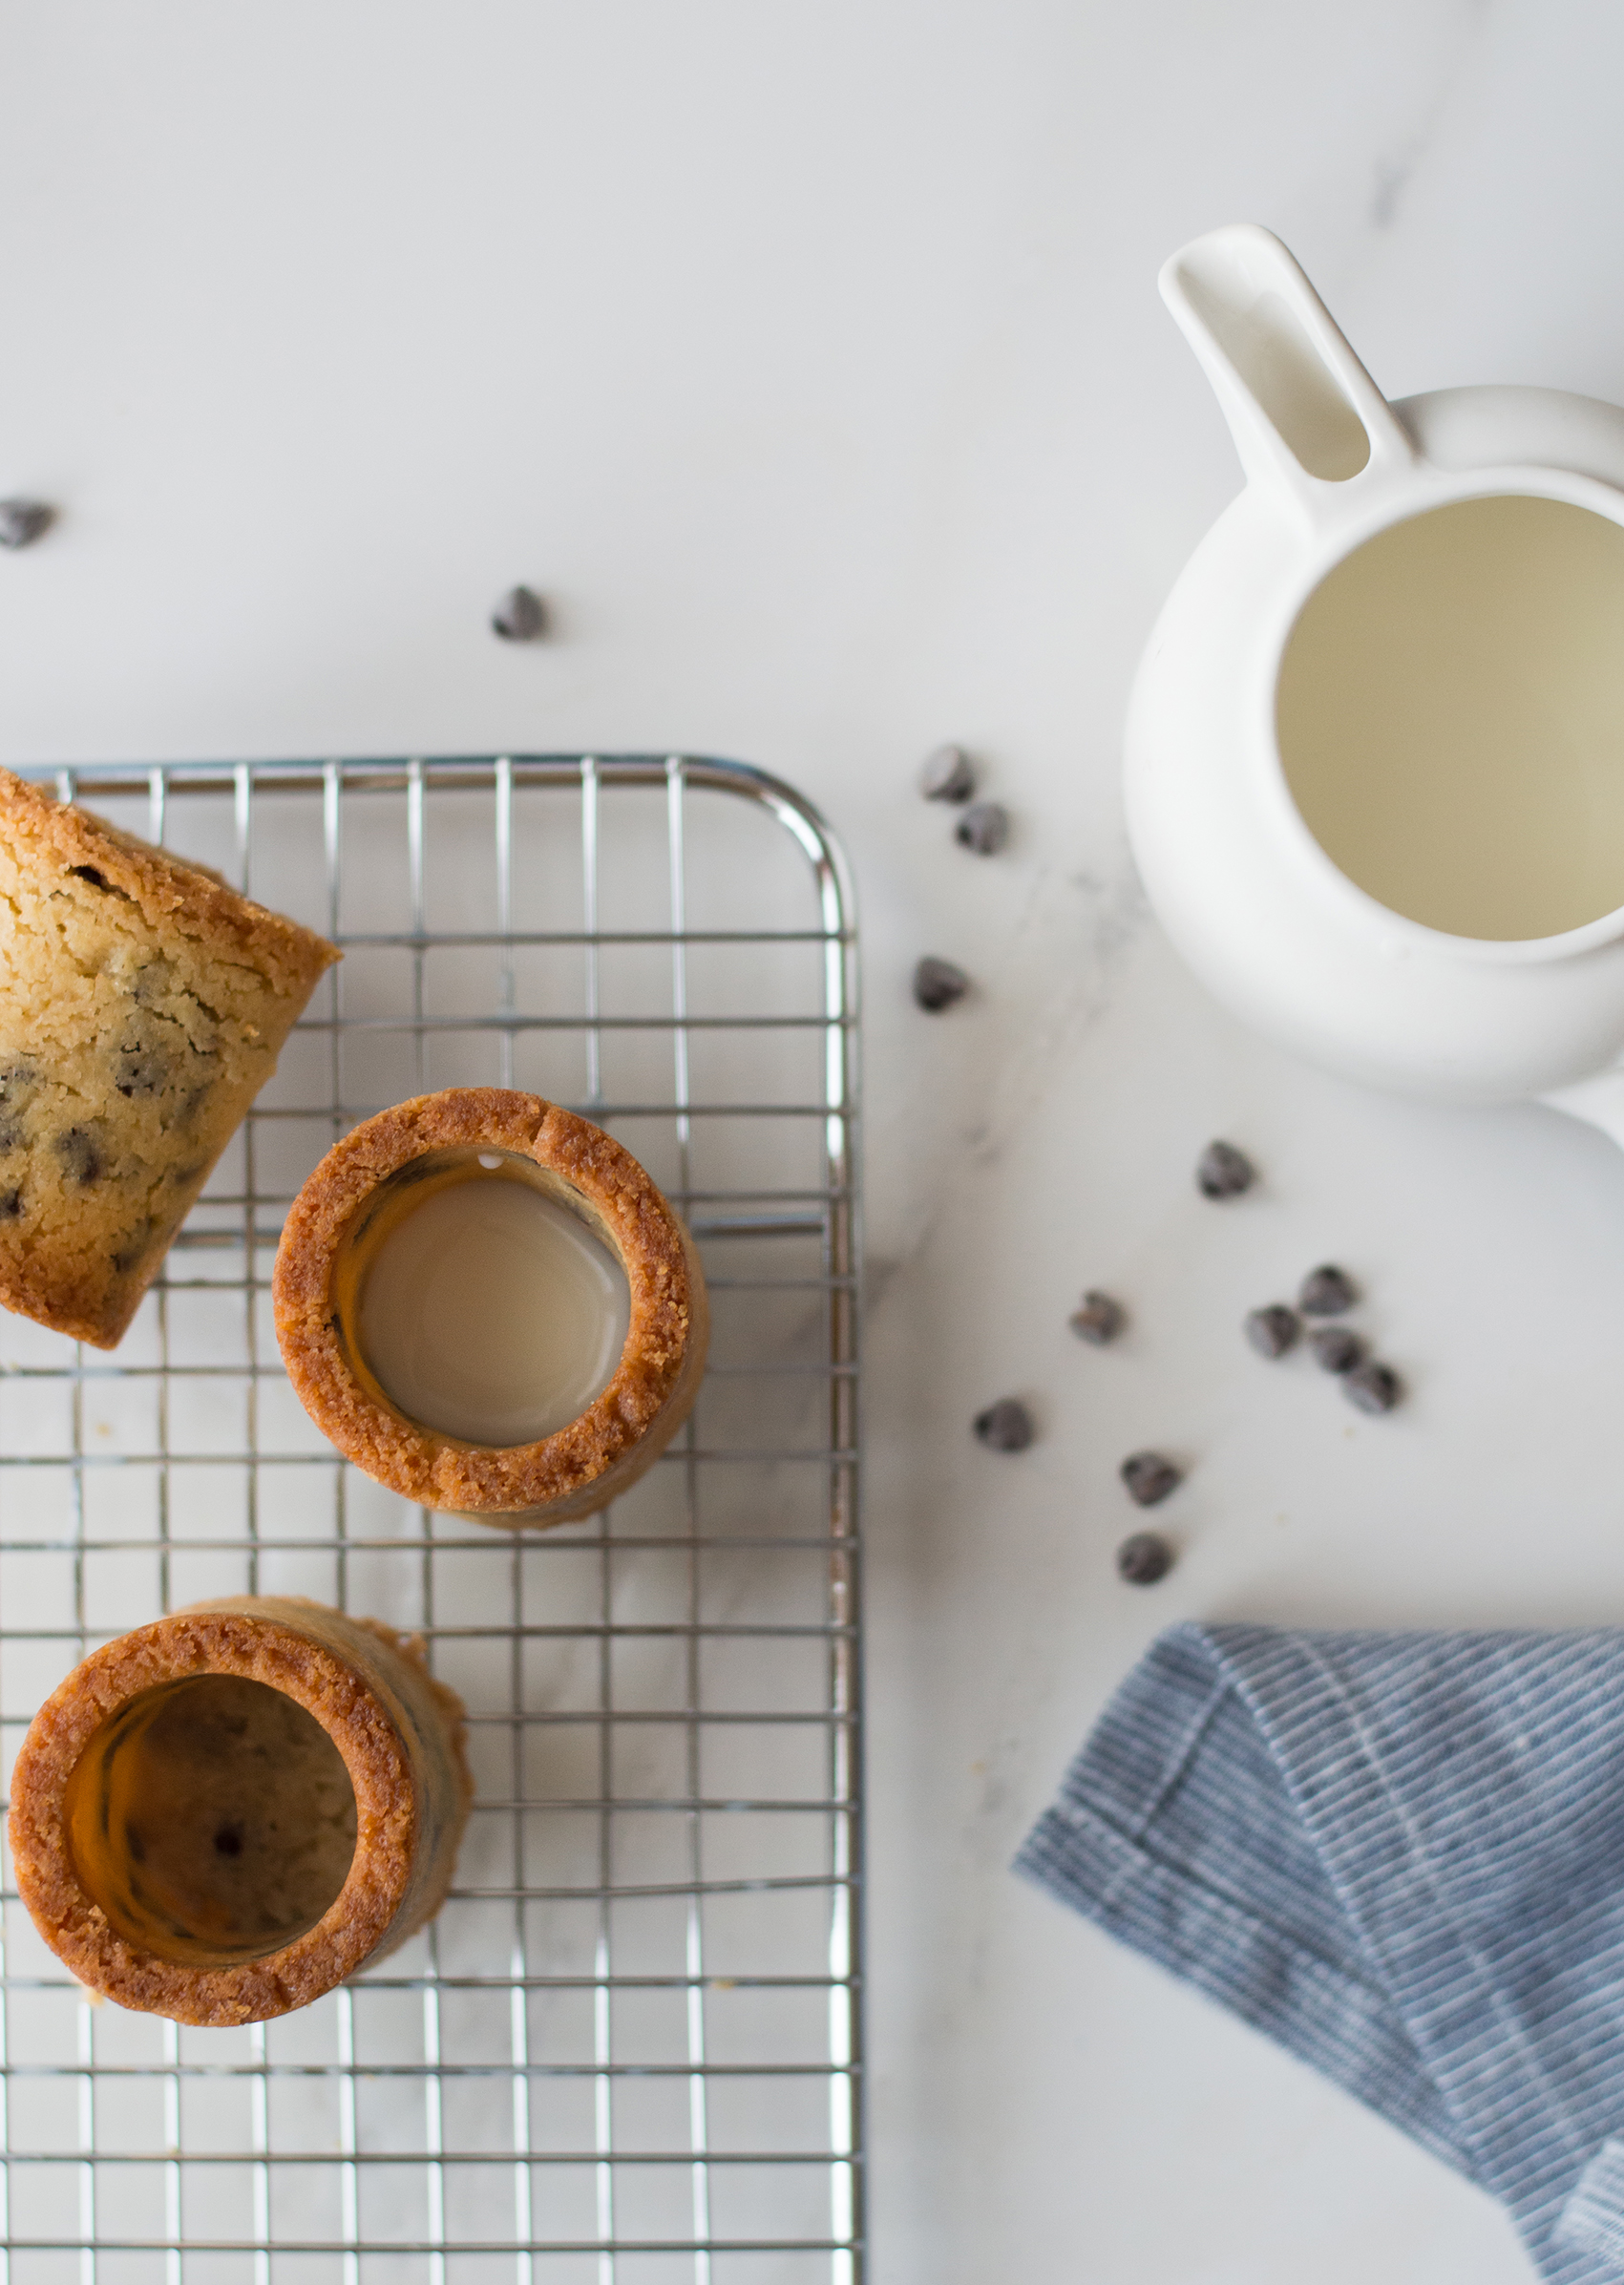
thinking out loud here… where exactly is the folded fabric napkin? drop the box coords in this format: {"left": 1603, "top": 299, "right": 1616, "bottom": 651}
{"left": 1015, "top": 1624, "right": 1624, "bottom": 2283}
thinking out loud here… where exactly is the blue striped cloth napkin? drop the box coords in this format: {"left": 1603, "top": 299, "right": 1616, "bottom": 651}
{"left": 1015, "top": 1624, "right": 1624, "bottom": 2282}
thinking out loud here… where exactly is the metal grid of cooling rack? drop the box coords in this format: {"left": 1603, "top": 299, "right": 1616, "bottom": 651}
{"left": 0, "top": 754, "right": 862, "bottom": 2285}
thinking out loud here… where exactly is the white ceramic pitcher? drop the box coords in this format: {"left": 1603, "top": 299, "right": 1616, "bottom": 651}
{"left": 1125, "top": 222, "right": 1624, "bottom": 1148}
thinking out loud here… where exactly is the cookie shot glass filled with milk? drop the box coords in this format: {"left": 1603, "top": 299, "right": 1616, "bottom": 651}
{"left": 273, "top": 1090, "right": 708, "bottom": 1526}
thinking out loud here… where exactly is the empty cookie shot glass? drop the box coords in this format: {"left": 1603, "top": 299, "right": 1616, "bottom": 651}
{"left": 7, "top": 1596, "right": 472, "bottom": 2026}
{"left": 272, "top": 1088, "right": 709, "bottom": 1526}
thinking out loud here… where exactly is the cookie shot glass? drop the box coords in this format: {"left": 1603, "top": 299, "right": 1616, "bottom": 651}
{"left": 272, "top": 1088, "right": 708, "bottom": 1526}
{"left": 7, "top": 1597, "right": 472, "bottom": 2025}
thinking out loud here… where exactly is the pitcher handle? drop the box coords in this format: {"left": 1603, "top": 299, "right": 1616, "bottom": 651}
{"left": 1162, "top": 223, "right": 1419, "bottom": 533}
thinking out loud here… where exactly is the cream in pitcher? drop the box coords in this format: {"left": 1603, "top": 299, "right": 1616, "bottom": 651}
{"left": 1124, "top": 222, "right": 1624, "bottom": 1143}
{"left": 1278, "top": 495, "right": 1624, "bottom": 943}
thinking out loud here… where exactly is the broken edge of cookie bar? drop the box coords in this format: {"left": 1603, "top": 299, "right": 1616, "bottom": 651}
{"left": 0, "top": 769, "right": 339, "bottom": 1348}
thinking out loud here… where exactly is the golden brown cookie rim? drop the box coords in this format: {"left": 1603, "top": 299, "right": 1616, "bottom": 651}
{"left": 271, "top": 1088, "right": 707, "bottom": 1520}
{"left": 5, "top": 1607, "right": 421, "bottom": 2026}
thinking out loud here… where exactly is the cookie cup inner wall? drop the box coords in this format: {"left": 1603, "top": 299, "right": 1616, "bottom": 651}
{"left": 63, "top": 1672, "right": 358, "bottom": 1967}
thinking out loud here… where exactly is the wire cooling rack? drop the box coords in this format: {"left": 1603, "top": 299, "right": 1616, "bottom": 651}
{"left": 0, "top": 755, "right": 862, "bottom": 2285}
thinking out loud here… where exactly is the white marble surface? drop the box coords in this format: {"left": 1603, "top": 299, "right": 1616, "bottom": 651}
{"left": 8, "top": 5, "right": 1624, "bottom": 2275}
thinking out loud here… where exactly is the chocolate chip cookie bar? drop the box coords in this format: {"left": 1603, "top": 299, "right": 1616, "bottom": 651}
{"left": 0, "top": 769, "right": 337, "bottom": 1345}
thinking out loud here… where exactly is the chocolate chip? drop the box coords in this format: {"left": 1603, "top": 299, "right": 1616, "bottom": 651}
{"left": 1308, "top": 1324, "right": 1364, "bottom": 1375}
{"left": 920, "top": 743, "right": 976, "bottom": 803}
{"left": 1244, "top": 1304, "right": 1299, "bottom": 1359}
{"left": 1116, "top": 1531, "right": 1174, "bottom": 1585}
{"left": 1298, "top": 1263, "right": 1358, "bottom": 1316}
{"left": 1343, "top": 1361, "right": 1402, "bottom": 1415}
{"left": 115, "top": 1044, "right": 174, "bottom": 1098}
{"left": 492, "top": 584, "right": 546, "bottom": 641}
{"left": 54, "top": 1128, "right": 102, "bottom": 1186}
{"left": 1121, "top": 1449, "right": 1181, "bottom": 1507}
{"left": 112, "top": 1218, "right": 158, "bottom": 1273}
{"left": 0, "top": 1188, "right": 22, "bottom": 1220}
{"left": 130, "top": 959, "right": 175, "bottom": 1005}
{"left": 69, "top": 864, "right": 113, "bottom": 891}
{"left": 212, "top": 1826, "right": 243, "bottom": 1857}
{"left": 173, "top": 1084, "right": 213, "bottom": 1132}
{"left": 955, "top": 800, "right": 1009, "bottom": 856}
{"left": 1070, "top": 1290, "right": 1124, "bottom": 1345}
{"left": 0, "top": 1062, "right": 38, "bottom": 1151}
{"left": 913, "top": 956, "right": 970, "bottom": 1012}
{"left": 1196, "top": 1140, "right": 1255, "bottom": 1198}
{"left": 974, "top": 1398, "right": 1034, "bottom": 1451}
{"left": 0, "top": 498, "right": 53, "bottom": 550}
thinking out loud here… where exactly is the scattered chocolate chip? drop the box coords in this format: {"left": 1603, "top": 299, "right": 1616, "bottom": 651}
{"left": 1307, "top": 1324, "right": 1364, "bottom": 1375}
{"left": 0, "top": 1187, "right": 22, "bottom": 1220}
{"left": 1298, "top": 1263, "right": 1358, "bottom": 1316}
{"left": 974, "top": 1398, "right": 1034, "bottom": 1451}
{"left": 1244, "top": 1304, "right": 1299, "bottom": 1359}
{"left": 1116, "top": 1531, "right": 1174, "bottom": 1586}
{"left": 1196, "top": 1140, "right": 1255, "bottom": 1198}
{"left": 54, "top": 1128, "right": 102, "bottom": 1186}
{"left": 955, "top": 800, "right": 1009, "bottom": 856}
{"left": 913, "top": 955, "right": 970, "bottom": 1012}
{"left": 0, "top": 498, "right": 53, "bottom": 550}
{"left": 1343, "top": 1360, "right": 1402, "bottom": 1415}
{"left": 492, "top": 584, "right": 546, "bottom": 641}
{"left": 212, "top": 1825, "right": 243, "bottom": 1857}
{"left": 1070, "top": 1289, "right": 1124, "bottom": 1345}
{"left": 1121, "top": 1449, "right": 1181, "bottom": 1507}
{"left": 919, "top": 743, "right": 976, "bottom": 803}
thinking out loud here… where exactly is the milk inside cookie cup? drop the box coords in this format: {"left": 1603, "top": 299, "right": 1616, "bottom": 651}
{"left": 273, "top": 1090, "right": 708, "bottom": 1525}
{"left": 333, "top": 1148, "right": 632, "bottom": 1447}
